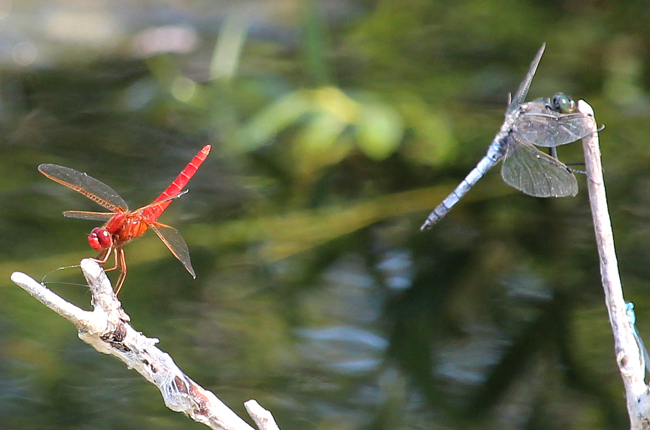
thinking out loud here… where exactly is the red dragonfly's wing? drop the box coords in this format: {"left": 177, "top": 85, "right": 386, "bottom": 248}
{"left": 39, "top": 164, "right": 128, "bottom": 212}
{"left": 144, "top": 145, "right": 211, "bottom": 221}
{"left": 148, "top": 222, "right": 196, "bottom": 278}
{"left": 62, "top": 210, "right": 115, "bottom": 221}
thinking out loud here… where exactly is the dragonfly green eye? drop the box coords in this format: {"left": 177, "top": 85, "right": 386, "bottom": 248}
{"left": 552, "top": 93, "right": 576, "bottom": 113}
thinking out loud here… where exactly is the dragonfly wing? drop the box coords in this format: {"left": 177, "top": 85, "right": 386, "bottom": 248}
{"left": 502, "top": 135, "right": 578, "bottom": 197}
{"left": 149, "top": 223, "right": 196, "bottom": 278}
{"left": 39, "top": 164, "right": 128, "bottom": 212}
{"left": 515, "top": 112, "right": 593, "bottom": 147}
{"left": 63, "top": 210, "right": 114, "bottom": 221}
{"left": 507, "top": 44, "right": 546, "bottom": 113}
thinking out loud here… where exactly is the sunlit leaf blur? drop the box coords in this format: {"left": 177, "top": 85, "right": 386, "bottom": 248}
{"left": 1, "top": 1, "right": 649, "bottom": 429}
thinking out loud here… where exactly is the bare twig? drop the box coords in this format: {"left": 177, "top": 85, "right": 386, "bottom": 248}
{"left": 11, "top": 259, "right": 280, "bottom": 430}
{"left": 245, "top": 400, "right": 281, "bottom": 430}
{"left": 578, "top": 100, "right": 650, "bottom": 428}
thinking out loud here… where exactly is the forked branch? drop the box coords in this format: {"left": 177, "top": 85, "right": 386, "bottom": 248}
{"left": 11, "top": 259, "right": 279, "bottom": 430}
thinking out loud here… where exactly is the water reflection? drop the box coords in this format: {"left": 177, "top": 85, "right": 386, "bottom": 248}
{"left": 297, "top": 326, "right": 386, "bottom": 373}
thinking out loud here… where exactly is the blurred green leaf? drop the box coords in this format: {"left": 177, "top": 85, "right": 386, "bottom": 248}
{"left": 239, "top": 91, "right": 313, "bottom": 152}
{"left": 399, "top": 99, "right": 457, "bottom": 166}
{"left": 355, "top": 102, "right": 404, "bottom": 160}
{"left": 293, "top": 110, "right": 351, "bottom": 179}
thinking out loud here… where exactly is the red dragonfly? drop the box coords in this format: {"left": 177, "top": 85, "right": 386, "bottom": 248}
{"left": 39, "top": 145, "right": 211, "bottom": 294}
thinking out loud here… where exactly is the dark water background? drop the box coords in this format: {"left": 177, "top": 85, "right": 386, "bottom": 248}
{"left": 1, "top": 1, "right": 649, "bottom": 428}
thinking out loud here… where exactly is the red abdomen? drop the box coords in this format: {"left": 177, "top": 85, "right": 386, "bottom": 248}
{"left": 146, "top": 145, "right": 211, "bottom": 221}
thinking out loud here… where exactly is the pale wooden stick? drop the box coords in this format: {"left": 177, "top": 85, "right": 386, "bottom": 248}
{"left": 245, "top": 400, "right": 281, "bottom": 430}
{"left": 578, "top": 100, "right": 650, "bottom": 428}
{"left": 11, "top": 259, "right": 279, "bottom": 430}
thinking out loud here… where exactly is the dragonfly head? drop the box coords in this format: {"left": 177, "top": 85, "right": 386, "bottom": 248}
{"left": 88, "top": 227, "right": 113, "bottom": 251}
{"left": 551, "top": 93, "right": 576, "bottom": 113}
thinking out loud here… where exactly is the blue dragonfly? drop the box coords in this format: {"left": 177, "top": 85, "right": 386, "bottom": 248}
{"left": 421, "top": 44, "right": 593, "bottom": 230}
{"left": 626, "top": 302, "right": 650, "bottom": 377}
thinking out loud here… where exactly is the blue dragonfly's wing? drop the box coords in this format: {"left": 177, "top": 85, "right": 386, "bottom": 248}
{"left": 507, "top": 44, "right": 546, "bottom": 114}
{"left": 501, "top": 134, "right": 577, "bottom": 197}
{"left": 515, "top": 101, "right": 594, "bottom": 147}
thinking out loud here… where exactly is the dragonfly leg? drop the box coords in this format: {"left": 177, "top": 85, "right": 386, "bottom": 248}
{"left": 567, "top": 166, "right": 587, "bottom": 175}
{"left": 113, "top": 248, "right": 128, "bottom": 295}
{"left": 547, "top": 147, "right": 586, "bottom": 175}
{"left": 94, "top": 247, "right": 119, "bottom": 272}
{"left": 90, "top": 247, "right": 125, "bottom": 293}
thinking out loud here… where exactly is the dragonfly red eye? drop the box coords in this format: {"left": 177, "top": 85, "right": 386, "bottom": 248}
{"left": 88, "top": 227, "right": 112, "bottom": 251}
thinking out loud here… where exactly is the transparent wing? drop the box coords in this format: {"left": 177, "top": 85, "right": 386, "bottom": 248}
{"left": 507, "top": 44, "right": 546, "bottom": 113}
{"left": 149, "top": 222, "right": 196, "bottom": 278}
{"left": 516, "top": 111, "right": 594, "bottom": 147}
{"left": 39, "top": 164, "right": 128, "bottom": 212}
{"left": 63, "top": 210, "right": 114, "bottom": 221}
{"left": 501, "top": 135, "right": 578, "bottom": 197}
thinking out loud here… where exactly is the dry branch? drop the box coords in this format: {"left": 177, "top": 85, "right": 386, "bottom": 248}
{"left": 11, "top": 259, "right": 279, "bottom": 430}
{"left": 578, "top": 100, "right": 650, "bottom": 429}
